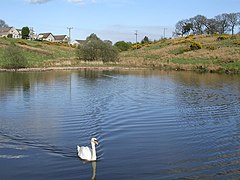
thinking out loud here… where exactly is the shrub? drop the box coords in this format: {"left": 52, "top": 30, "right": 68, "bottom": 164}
{"left": 114, "top": 41, "right": 131, "bottom": 51}
{"left": 230, "top": 35, "right": 237, "bottom": 40}
{"left": 21, "top": 27, "right": 30, "bottom": 39}
{"left": 7, "top": 34, "right": 13, "bottom": 38}
{"left": 76, "top": 35, "right": 119, "bottom": 62}
{"left": 1, "top": 44, "right": 28, "bottom": 69}
{"left": 234, "top": 41, "right": 240, "bottom": 46}
{"left": 172, "top": 39, "right": 202, "bottom": 51}
{"left": 185, "top": 34, "right": 194, "bottom": 39}
{"left": 131, "top": 44, "right": 143, "bottom": 50}
{"left": 217, "top": 35, "right": 230, "bottom": 41}
{"left": 17, "top": 40, "right": 27, "bottom": 45}
{"left": 189, "top": 41, "right": 202, "bottom": 50}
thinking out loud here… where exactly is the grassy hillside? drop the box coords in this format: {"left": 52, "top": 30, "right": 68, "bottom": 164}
{"left": 120, "top": 34, "right": 240, "bottom": 73}
{"left": 1, "top": 34, "right": 240, "bottom": 73}
{"left": 0, "top": 38, "right": 77, "bottom": 68}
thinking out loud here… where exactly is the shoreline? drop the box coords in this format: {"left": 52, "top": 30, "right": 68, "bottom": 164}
{"left": 0, "top": 66, "right": 239, "bottom": 74}
{"left": 0, "top": 66, "right": 148, "bottom": 72}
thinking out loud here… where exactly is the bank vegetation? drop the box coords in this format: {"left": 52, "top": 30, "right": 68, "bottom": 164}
{"left": 0, "top": 33, "right": 240, "bottom": 73}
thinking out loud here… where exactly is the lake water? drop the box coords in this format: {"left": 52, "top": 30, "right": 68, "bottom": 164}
{"left": 0, "top": 69, "right": 240, "bottom": 179}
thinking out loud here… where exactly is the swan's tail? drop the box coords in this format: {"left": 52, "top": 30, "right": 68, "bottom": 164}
{"left": 77, "top": 145, "right": 81, "bottom": 152}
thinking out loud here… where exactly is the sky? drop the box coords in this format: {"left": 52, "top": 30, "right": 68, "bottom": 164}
{"left": 1, "top": 0, "right": 239, "bottom": 43}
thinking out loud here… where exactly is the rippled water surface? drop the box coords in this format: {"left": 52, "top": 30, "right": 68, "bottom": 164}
{"left": 0, "top": 70, "right": 240, "bottom": 179}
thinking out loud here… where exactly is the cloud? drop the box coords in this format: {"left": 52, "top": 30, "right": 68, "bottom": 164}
{"left": 27, "top": 0, "right": 122, "bottom": 5}
{"left": 67, "top": 0, "right": 84, "bottom": 3}
{"left": 27, "top": 0, "right": 52, "bottom": 4}
{"left": 67, "top": 0, "right": 96, "bottom": 4}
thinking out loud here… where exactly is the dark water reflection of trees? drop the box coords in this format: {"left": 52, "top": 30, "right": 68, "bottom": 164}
{"left": 1, "top": 70, "right": 240, "bottom": 97}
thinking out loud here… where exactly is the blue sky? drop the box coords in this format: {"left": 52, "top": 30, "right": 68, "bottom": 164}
{"left": 1, "top": 0, "right": 239, "bottom": 42}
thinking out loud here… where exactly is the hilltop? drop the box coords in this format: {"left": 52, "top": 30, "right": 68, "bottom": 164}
{"left": 0, "top": 34, "right": 240, "bottom": 73}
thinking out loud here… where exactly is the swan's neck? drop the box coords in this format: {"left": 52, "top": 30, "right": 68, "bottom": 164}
{"left": 91, "top": 142, "right": 97, "bottom": 161}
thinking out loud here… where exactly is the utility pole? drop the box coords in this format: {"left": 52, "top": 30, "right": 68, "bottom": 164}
{"left": 67, "top": 27, "right": 73, "bottom": 44}
{"left": 135, "top": 30, "right": 138, "bottom": 44}
{"left": 163, "top": 28, "right": 167, "bottom": 39}
{"left": 134, "top": 30, "right": 138, "bottom": 49}
{"left": 29, "top": 27, "right": 34, "bottom": 40}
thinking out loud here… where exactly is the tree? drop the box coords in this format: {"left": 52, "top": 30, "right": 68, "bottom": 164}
{"left": 104, "top": 40, "right": 113, "bottom": 45}
{"left": 114, "top": 41, "right": 131, "bottom": 51}
{"left": 226, "top": 13, "right": 240, "bottom": 35}
{"left": 76, "top": 34, "right": 119, "bottom": 62}
{"left": 174, "top": 19, "right": 191, "bottom": 36}
{"left": 141, "top": 36, "right": 150, "bottom": 44}
{"left": 0, "top": 19, "right": 8, "bottom": 28}
{"left": 86, "top": 33, "right": 101, "bottom": 41}
{"left": 205, "top": 18, "right": 219, "bottom": 34}
{"left": 189, "top": 15, "right": 207, "bottom": 35}
{"left": 22, "top": 27, "right": 30, "bottom": 39}
{"left": 215, "top": 13, "right": 229, "bottom": 34}
{"left": 183, "top": 23, "right": 193, "bottom": 34}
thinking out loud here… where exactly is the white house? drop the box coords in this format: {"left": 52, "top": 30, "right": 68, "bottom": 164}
{"left": 0, "top": 27, "right": 20, "bottom": 38}
{"left": 71, "top": 40, "right": 86, "bottom": 47}
{"left": 38, "top": 33, "right": 55, "bottom": 42}
{"left": 54, "top": 35, "right": 69, "bottom": 43}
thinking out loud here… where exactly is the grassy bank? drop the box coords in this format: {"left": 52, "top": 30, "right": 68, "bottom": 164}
{"left": 120, "top": 34, "right": 240, "bottom": 73}
{"left": 1, "top": 34, "right": 240, "bottom": 73}
{"left": 0, "top": 38, "right": 77, "bottom": 68}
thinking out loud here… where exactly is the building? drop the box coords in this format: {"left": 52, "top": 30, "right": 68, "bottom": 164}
{"left": 71, "top": 40, "right": 86, "bottom": 47}
{"left": 54, "top": 35, "right": 69, "bottom": 43}
{"left": 0, "top": 27, "right": 20, "bottom": 38}
{"left": 38, "top": 33, "right": 55, "bottom": 42}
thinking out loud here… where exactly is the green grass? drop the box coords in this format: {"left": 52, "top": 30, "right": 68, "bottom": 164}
{"left": 0, "top": 37, "right": 76, "bottom": 68}
{"left": 169, "top": 47, "right": 190, "bottom": 55}
{"left": 170, "top": 58, "right": 214, "bottom": 65}
{"left": 144, "top": 41, "right": 170, "bottom": 50}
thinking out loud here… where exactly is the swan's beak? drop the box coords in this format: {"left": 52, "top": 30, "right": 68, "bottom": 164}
{"left": 94, "top": 140, "right": 98, "bottom": 145}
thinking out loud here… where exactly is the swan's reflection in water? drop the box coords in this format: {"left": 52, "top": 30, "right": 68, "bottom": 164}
{"left": 80, "top": 161, "right": 97, "bottom": 179}
{"left": 91, "top": 161, "right": 96, "bottom": 180}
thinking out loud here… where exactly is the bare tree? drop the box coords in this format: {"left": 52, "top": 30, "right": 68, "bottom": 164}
{"left": 215, "top": 13, "right": 229, "bottom": 34}
{"left": 205, "top": 18, "right": 218, "bottom": 34}
{"left": 174, "top": 12, "right": 240, "bottom": 37}
{"left": 174, "top": 19, "right": 192, "bottom": 37}
{"left": 226, "top": 13, "right": 240, "bottom": 35}
{"left": 189, "top": 15, "right": 207, "bottom": 35}
{"left": 0, "top": 19, "right": 9, "bottom": 28}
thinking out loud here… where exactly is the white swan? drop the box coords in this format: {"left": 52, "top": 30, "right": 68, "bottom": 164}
{"left": 77, "top": 138, "right": 98, "bottom": 161}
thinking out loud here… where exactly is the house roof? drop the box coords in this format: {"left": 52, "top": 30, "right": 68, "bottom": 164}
{"left": 74, "top": 40, "right": 86, "bottom": 44}
{"left": 0, "top": 27, "right": 18, "bottom": 36}
{"left": 54, "top": 35, "right": 68, "bottom": 41}
{"left": 0, "top": 27, "right": 11, "bottom": 33}
{"left": 38, "top": 33, "right": 53, "bottom": 38}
